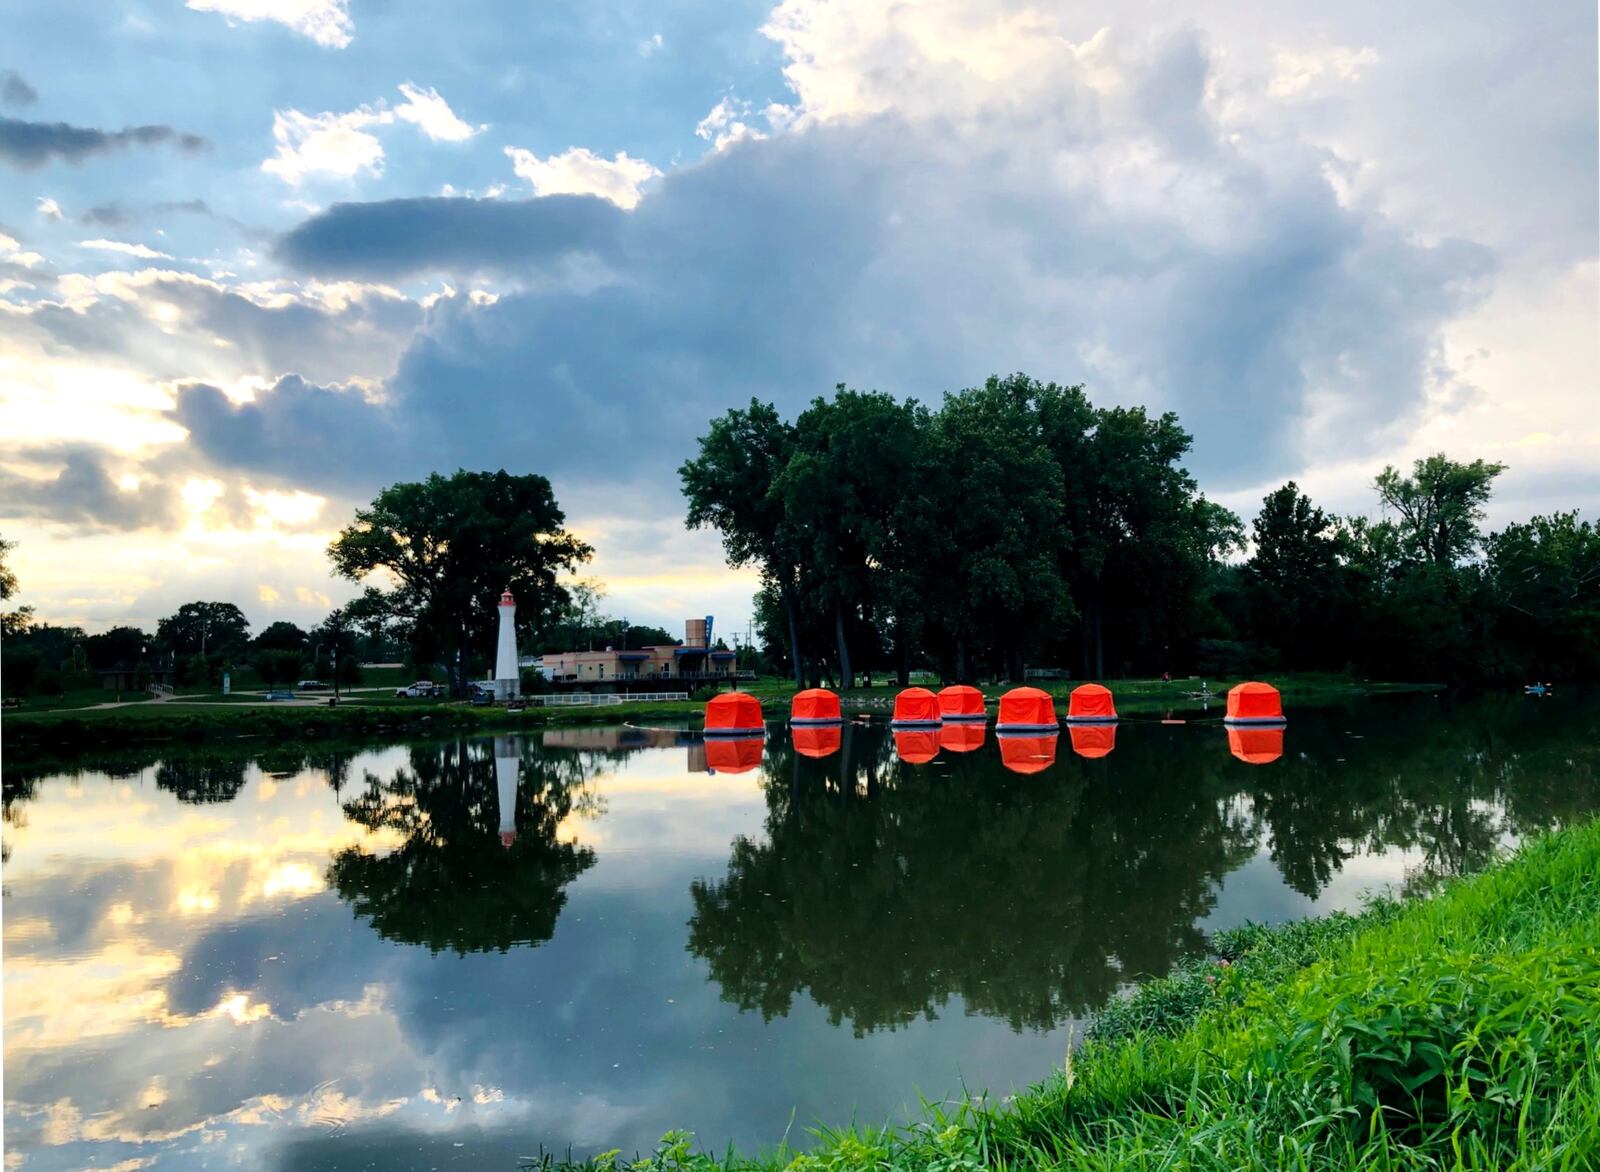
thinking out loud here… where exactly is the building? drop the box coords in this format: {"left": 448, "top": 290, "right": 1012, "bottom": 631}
{"left": 535, "top": 617, "right": 741, "bottom": 689}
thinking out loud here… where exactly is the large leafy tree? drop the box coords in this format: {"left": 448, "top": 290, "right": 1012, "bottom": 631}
{"left": 681, "top": 400, "right": 809, "bottom": 685}
{"left": 156, "top": 601, "right": 251, "bottom": 658}
{"left": 1246, "top": 483, "right": 1349, "bottom": 668}
{"left": 253, "top": 620, "right": 308, "bottom": 652}
{"left": 328, "top": 470, "right": 591, "bottom": 694}
{"left": 0, "top": 533, "right": 34, "bottom": 639}
{"left": 1375, "top": 453, "right": 1506, "bottom": 568}
{"left": 84, "top": 625, "right": 152, "bottom": 669}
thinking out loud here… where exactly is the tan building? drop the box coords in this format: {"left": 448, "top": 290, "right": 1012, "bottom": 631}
{"left": 536, "top": 618, "right": 738, "bottom": 687}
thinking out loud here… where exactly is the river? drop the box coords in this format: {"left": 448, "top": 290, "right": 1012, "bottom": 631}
{"left": 3, "top": 690, "right": 1597, "bottom": 1169}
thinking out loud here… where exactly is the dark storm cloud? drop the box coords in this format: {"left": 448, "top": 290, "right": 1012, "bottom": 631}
{"left": 273, "top": 193, "right": 626, "bottom": 280}
{"left": 0, "top": 447, "right": 177, "bottom": 530}
{"left": 0, "top": 116, "right": 208, "bottom": 169}
{"left": 1, "top": 70, "right": 37, "bottom": 107}
{"left": 170, "top": 376, "right": 410, "bottom": 490}
{"left": 80, "top": 198, "right": 216, "bottom": 228}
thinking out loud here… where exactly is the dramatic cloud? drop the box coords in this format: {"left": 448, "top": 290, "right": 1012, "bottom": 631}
{"left": 0, "top": 117, "right": 208, "bottom": 169}
{"left": 0, "top": 446, "right": 178, "bottom": 531}
{"left": 186, "top": 0, "right": 354, "bottom": 49}
{"left": 504, "top": 146, "right": 661, "bottom": 209}
{"left": 1, "top": 69, "right": 37, "bottom": 107}
{"left": 274, "top": 195, "right": 624, "bottom": 280}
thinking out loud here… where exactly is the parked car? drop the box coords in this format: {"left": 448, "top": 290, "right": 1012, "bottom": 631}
{"left": 295, "top": 679, "right": 328, "bottom": 691}
{"left": 470, "top": 688, "right": 493, "bottom": 707}
{"left": 395, "top": 681, "right": 438, "bottom": 698}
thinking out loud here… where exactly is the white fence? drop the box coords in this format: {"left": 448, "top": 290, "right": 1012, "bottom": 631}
{"left": 521, "top": 692, "right": 689, "bottom": 707}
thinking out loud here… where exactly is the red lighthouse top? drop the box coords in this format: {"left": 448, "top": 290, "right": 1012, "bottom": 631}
{"left": 498, "top": 586, "right": 515, "bottom": 607}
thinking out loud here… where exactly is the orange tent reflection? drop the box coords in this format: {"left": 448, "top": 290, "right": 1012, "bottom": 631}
{"left": 998, "top": 734, "right": 1058, "bottom": 774}
{"left": 704, "top": 737, "right": 764, "bottom": 774}
{"left": 1068, "top": 724, "right": 1117, "bottom": 759}
{"left": 894, "top": 729, "right": 941, "bottom": 764}
{"left": 792, "top": 725, "right": 843, "bottom": 759}
{"left": 939, "top": 723, "right": 987, "bottom": 753}
{"left": 1227, "top": 726, "right": 1283, "bottom": 765}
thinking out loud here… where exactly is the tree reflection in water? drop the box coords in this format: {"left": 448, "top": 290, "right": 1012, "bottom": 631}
{"left": 688, "top": 722, "right": 1257, "bottom": 1034}
{"left": 328, "top": 736, "right": 600, "bottom": 955}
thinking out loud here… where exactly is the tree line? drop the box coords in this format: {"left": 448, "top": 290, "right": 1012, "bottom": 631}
{"left": 682, "top": 375, "right": 1598, "bottom": 686}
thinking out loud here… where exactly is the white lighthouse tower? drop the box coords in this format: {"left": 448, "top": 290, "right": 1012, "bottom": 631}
{"left": 494, "top": 734, "right": 520, "bottom": 849}
{"left": 494, "top": 586, "right": 520, "bottom": 702}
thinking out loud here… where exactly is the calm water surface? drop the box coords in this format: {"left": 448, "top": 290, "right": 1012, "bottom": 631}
{"left": 5, "top": 692, "right": 1598, "bottom": 1169}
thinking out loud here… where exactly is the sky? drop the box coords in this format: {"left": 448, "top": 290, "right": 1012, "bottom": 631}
{"left": 1, "top": 0, "right": 1595, "bottom": 640}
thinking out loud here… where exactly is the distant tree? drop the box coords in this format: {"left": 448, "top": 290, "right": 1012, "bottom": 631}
{"left": 252, "top": 649, "right": 305, "bottom": 686}
{"left": 0, "top": 533, "right": 15, "bottom": 603}
{"left": 9, "top": 623, "right": 85, "bottom": 670}
{"left": 0, "top": 532, "right": 33, "bottom": 639}
{"left": 308, "top": 607, "right": 362, "bottom": 692}
{"left": 1375, "top": 454, "right": 1506, "bottom": 568}
{"left": 157, "top": 601, "right": 250, "bottom": 658}
{"left": 253, "top": 620, "right": 308, "bottom": 652}
{"left": 328, "top": 470, "right": 592, "bottom": 695}
{"left": 1480, "top": 512, "right": 1600, "bottom": 680}
{"left": 85, "top": 626, "right": 150, "bottom": 669}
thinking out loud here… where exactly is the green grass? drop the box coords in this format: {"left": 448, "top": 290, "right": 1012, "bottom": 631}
{"left": 0, "top": 687, "right": 156, "bottom": 713}
{"left": 531, "top": 820, "right": 1600, "bottom": 1171}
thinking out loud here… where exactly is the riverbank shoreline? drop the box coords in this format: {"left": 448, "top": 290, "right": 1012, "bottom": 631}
{"left": 2, "top": 673, "right": 1437, "bottom": 751}
{"left": 543, "top": 819, "right": 1600, "bottom": 1171}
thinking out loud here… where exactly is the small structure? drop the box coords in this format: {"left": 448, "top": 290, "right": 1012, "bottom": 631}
{"left": 535, "top": 616, "right": 739, "bottom": 691}
{"left": 890, "top": 686, "right": 942, "bottom": 727}
{"left": 790, "top": 688, "right": 843, "bottom": 724}
{"left": 1224, "top": 681, "right": 1286, "bottom": 725}
{"left": 704, "top": 690, "right": 765, "bottom": 736}
{"left": 96, "top": 661, "right": 175, "bottom": 692}
{"left": 936, "top": 684, "right": 986, "bottom": 721}
{"left": 494, "top": 588, "right": 521, "bottom": 702}
{"left": 1069, "top": 724, "right": 1117, "bottom": 759}
{"left": 1065, "top": 683, "right": 1117, "bottom": 723}
{"left": 995, "top": 686, "right": 1059, "bottom": 731}
{"left": 705, "top": 737, "right": 764, "bottom": 774}
{"left": 999, "top": 734, "right": 1058, "bottom": 775}
{"left": 1227, "top": 726, "right": 1284, "bottom": 765}
{"left": 939, "top": 723, "right": 987, "bottom": 753}
{"left": 494, "top": 734, "right": 520, "bottom": 847}
{"left": 894, "top": 728, "right": 941, "bottom": 764}
{"left": 792, "top": 725, "right": 842, "bottom": 759}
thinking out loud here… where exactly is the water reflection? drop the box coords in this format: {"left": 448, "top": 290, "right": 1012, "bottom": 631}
{"left": 3, "top": 694, "right": 1599, "bottom": 1169}
{"left": 328, "top": 737, "right": 598, "bottom": 955}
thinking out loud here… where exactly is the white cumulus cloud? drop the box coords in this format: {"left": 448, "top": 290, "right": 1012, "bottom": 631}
{"left": 504, "top": 146, "right": 660, "bottom": 209}
{"left": 186, "top": 0, "right": 354, "bottom": 50}
{"left": 36, "top": 196, "right": 63, "bottom": 221}
{"left": 394, "top": 82, "right": 483, "bottom": 142}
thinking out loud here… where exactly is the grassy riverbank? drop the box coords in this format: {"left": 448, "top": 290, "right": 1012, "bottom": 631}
{"left": 541, "top": 820, "right": 1600, "bottom": 1171}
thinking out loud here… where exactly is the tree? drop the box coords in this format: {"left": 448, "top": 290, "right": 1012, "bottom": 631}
{"left": 84, "top": 626, "right": 151, "bottom": 669}
{"left": 251, "top": 649, "right": 305, "bottom": 687}
{"left": 253, "top": 621, "right": 308, "bottom": 652}
{"left": 681, "top": 401, "right": 809, "bottom": 686}
{"left": 308, "top": 607, "right": 361, "bottom": 694}
{"left": 156, "top": 601, "right": 250, "bottom": 659}
{"left": 0, "top": 533, "right": 15, "bottom": 603}
{"left": 1246, "top": 483, "right": 1349, "bottom": 668}
{"left": 328, "top": 470, "right": 592, "bottom": 696}
{"left": 0, "top": 533, "right": 33, "bottom": 639}
{"left": 1375, "top": 454, "right": 1506, "bottom": 568}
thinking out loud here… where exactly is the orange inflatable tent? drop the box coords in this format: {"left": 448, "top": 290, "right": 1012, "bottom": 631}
{"left": 704, "top": 691, "right": 765, "bottom": 735}
{"left": 790, "top": 688, "right": 842, "bottom": 724}
{"left": 1228, "top": 726, "right": 1283, "bottom": 765}
{"left": 705, "top": 737, "right": 764, "bottom": 774}
{"left": 792, "top": 724, "right": 842, "bottom": 759}
{"left": 940, "top": 723, "right": 987, "bottom": 753}
{"left": 894, "top": 729, "right": 941, "bottom": 764}
{"left": 1065, "top": 683, "right": 1117, "bottom": 723}
{"left": 890, "top": 686, "right": 942, "bottom": 726}
{"left": 1224, "top": 681, "right": 1286, "bottom": 725}
{"left": 1069, "top": 724, "right": 1117, "bottom": 759}
{"left": 999, "top": 733, "right": 1058, "bottom": 775}
{"left": 995, "top": 686, "right": 1059, "bottom": 730}
{"left": 937, "top": 685, "right": 986, "bottom": 721}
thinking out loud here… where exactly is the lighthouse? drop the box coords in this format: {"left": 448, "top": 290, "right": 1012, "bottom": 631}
{"left": 494, "top": 734, "right": 520, "bottom": 848}
{"left": 494, "top": 586, "right": 520, "bottom": 702}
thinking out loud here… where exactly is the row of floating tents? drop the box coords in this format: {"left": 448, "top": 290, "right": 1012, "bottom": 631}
{"left": 708, "top": 681, "right": 1284, "bottom": 732}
